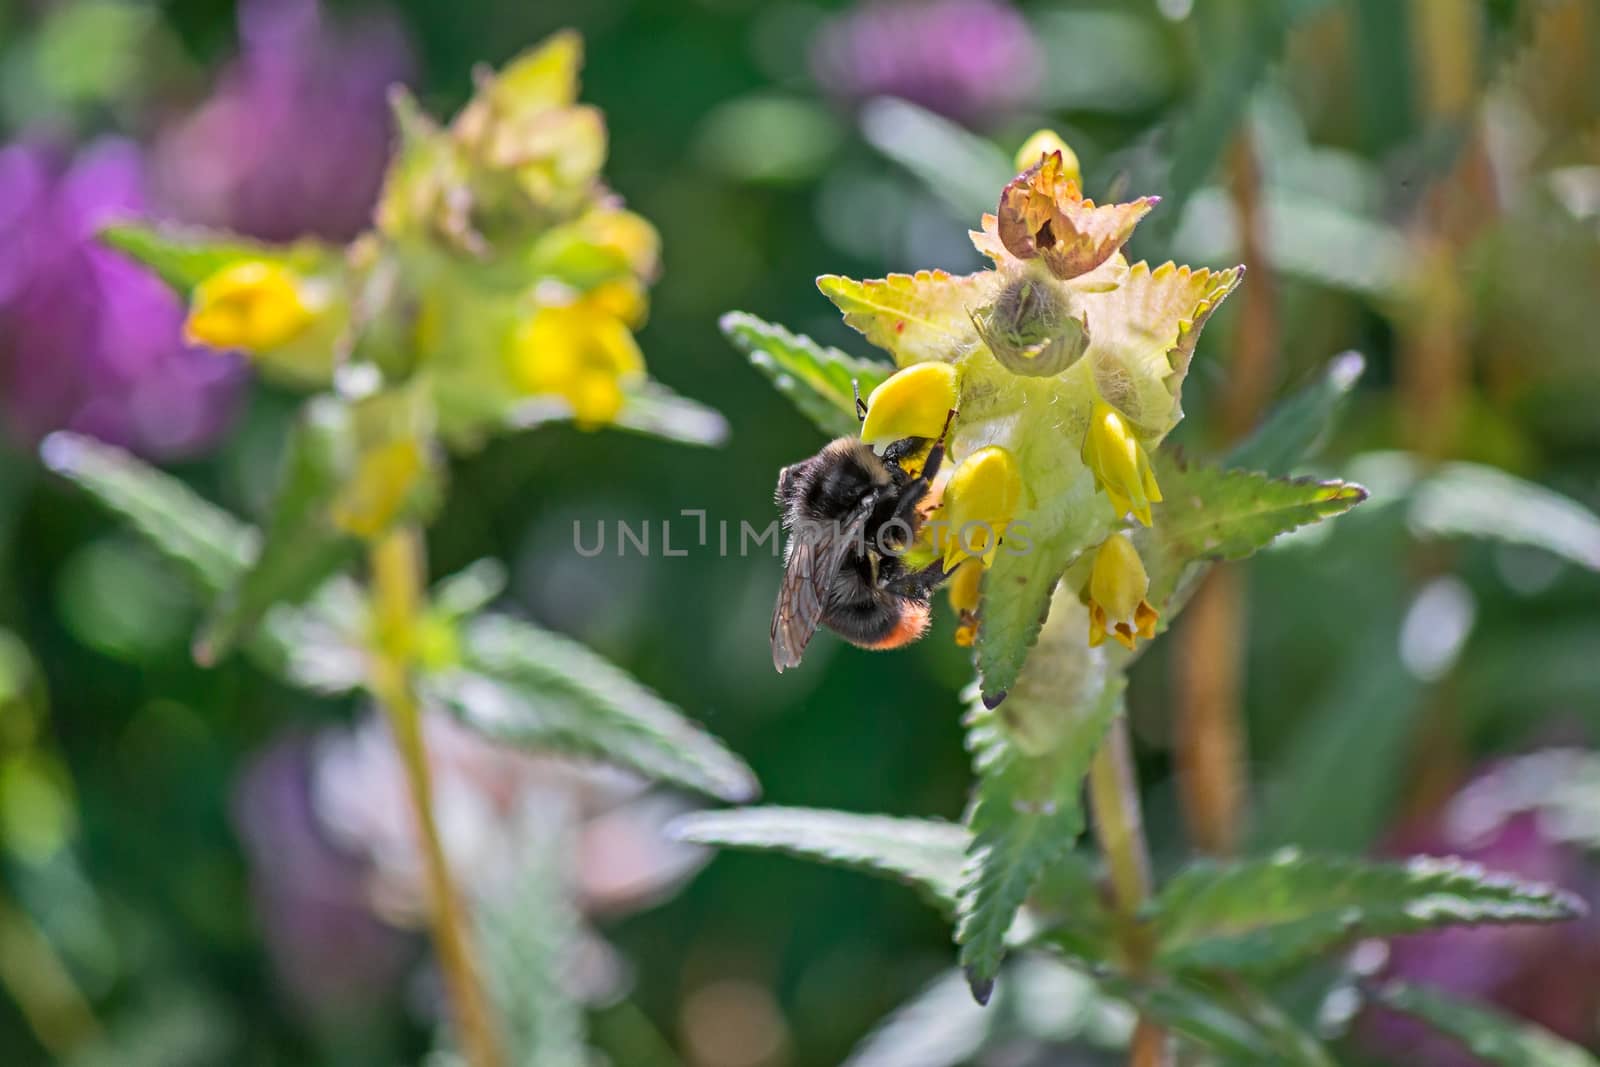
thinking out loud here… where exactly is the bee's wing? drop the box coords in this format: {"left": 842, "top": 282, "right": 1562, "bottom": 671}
{"left": 771, "top": 506, "right": 870, "bottom": 672}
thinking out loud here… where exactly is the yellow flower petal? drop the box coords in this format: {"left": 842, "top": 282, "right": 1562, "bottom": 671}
{"left": 508, "top": 298, "right": 645, "bottom": 430}
{"left": 947, "top": 558, "right": 984, "bottom": 647}
{"left": 184, "top": 260, "right": 314, "bottom": 352}
{"left": 1084, "top": 533, "right": 1158, "bottom": 650}
{"left": 586, "top": 277, "right": 649, "bottom": 331}
{"left": 1082, "top": 399, "right": 1162, "bottom": 526}
{"left": 939, "top": 445, "right": 1023, "bottom": 570}
{"left": 860, "top": 363, "right": 959, "bottom": 448}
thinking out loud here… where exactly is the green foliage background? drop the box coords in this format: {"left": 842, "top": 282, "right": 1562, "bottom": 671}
{"left": 1, "top": 1, "right": 1599, "bottom": 1065}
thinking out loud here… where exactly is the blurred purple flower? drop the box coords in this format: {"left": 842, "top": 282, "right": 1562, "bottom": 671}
{"left": 153, "top": 0, "right": 412, "bottom": 242}
{"left": 0, "top": 139, "right": 246, "bottom": 458}
{"left": 1362, "top": 756, "right": 1600, "bottom": 1066}
{"left": 811, "top": 0, "right": 1041, "bottom": 124}
{"left": 234, "top": 734, "right": 415, "bottom": 1023}
{"left": 235, "top": 709, "right": 707, "bottom": 1019}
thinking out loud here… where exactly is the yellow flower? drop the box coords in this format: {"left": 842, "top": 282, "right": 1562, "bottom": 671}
{"left": 947, "top": 558, "right": 984, "bottom": 647}
{"left": 330, "top": 440, "right": 429, "bottom": 541}
{"left": 860, "top": 363, "right": 959, "bottom": 448}
{"left": 1013, "top": 129, "right": 1080, "bottom": 184}
{"left": 939, "top": 445, "right": 1023, "bottom": 569}
{"left": 582, "top": 208, "right": 661, "bottom": 281}
{"left": 184, "top": 261, "right": 315, "bottom": 352}
{"left": 1085, "top": 533, "right": 1158, "bottom": 650}
{"left": 1081, "top": 398, "right": 1163, "bottom": 526}
{"left": 509, "top": 286, "right": 646, "bottom": 428}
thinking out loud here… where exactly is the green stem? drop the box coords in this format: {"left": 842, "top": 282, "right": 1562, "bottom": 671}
{"left": 368, "top": 527, "right": 503, "bottom": 1067}
{"left": 1088, "top": 713, "right": 1169, "bottom": 1067}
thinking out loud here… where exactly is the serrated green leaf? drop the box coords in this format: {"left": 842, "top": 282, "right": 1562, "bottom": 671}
{"left": 1343, "top": 453, "right": 1600, "bottom": 572}
{"left": 1103, "top": 975, "right": 1333, "bottom": 1067}
{"left": 431, "top": 614, "right": 758, "bottom": 803}
{"left": 1375, "top": 983, "right": 1600, "bottom": 1067}
{"left": 430, "top": 559, "right": 509, "bottom": 619}
{"left": 818, "top": 270, "right": 1001, "bottom": 369}
{"left": 195, "top": 399, "right": 361, "bottom": 664}
{"left": 671, "top": 808, "right": 968, "bottom": 911}
{"left": 41, "top": 432, "right": 367, "bottom": 693}
{"left": 1226, "top": 352, "right": 1366, "bottom": 475}
{"left": 1409, "top": 462, "right": 1600, "bottom": 571}
{"left": 958, "top": 598, "right": 1120, "bottom": 1001}
{"left": 974, "top": 472, "right": 1108, "bottom": 706}
{"left": 1152, "top": 851, "right": 1583, "bottom": 975}
{"left": 40, "top": 432, "right": 255, "bottom": 596}
{"left": 1143, "top": 459, "right": 1367, "bottom": 609}
{"left": 475, "top": 816, "right": 588, "bottom": 1067}
{"left": 719, "top": 311, "right": 891, "bottom": 438}
{"left": 99, "top": 222, "right": 332, "bottom": 298}
{"left": 843, "top": 956, "right": 1129, "bottom": 1067}
{"left": 613, "top": 380, "right": 730, "bottom": 447}
{"left": 841, "top": 968, "right": 995, "bottom": 1067}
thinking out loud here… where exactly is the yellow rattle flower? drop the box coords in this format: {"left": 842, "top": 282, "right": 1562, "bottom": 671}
{"left": 939, "top": 445, "right": 1023, "bottom": 570}
{"left": 1081, "top": 398, "right": 1163, "bottom": 526}
{"left": 859, "top": 362, "right": 959, "bottom": 449}
{"left": 184, "top": 260, "right": 316, "bottom": 352}
{"left": 509, "top": 281, "right": 647, "bottom": 428}
{"left": 1085, "top": 533, "right": 1159, "bottom": 651}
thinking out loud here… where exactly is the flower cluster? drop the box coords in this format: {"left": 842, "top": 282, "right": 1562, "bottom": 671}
{"left": 843, "top": 132, "right": 1240, "bottom": 658}
{"left": 170, "top": 30, "right": 673, "bottom": 457}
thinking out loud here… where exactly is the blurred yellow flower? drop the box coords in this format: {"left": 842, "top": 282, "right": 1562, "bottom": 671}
{"left": 939, "top": 445, "right": 1022, "bottom": 569}
{"left": 509, "top": 285, "right": 646, "bottom": 428}
{"left": 860, "top": 363, "right": 959, "bottom": 448}
{"left": 1085, "top": 533, "right": 1158, "bottom": 651}
{"left": 1082, "top": 398, "right": 1163, "bottom": 526}
{"left": 184, "top": 260, "right": 315, "bottom": 352}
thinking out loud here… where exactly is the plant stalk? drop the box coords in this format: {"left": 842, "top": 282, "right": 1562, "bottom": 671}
{"left": 1173, "top": 128, "right": 1278, "bottom": 857}
{"left": 368, "top": 526, "right": 503, "bottom": 1067}
{"left": 1089, "top": 714, "right": 1169, "bottom": 1067}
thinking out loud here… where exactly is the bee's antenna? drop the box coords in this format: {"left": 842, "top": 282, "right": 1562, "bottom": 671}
{"left": 853, "top": 380, "right": 867, "bottom": 424}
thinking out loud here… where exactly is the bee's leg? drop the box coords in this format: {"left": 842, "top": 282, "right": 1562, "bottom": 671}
{"left": 880, "top": 558, "right": 950, "bottom": 598}
{"left": 854, "top": 380, "right": 868, "bottom": 424}
{"left": 915, "top": 410, "right": 958, "bottom": 481}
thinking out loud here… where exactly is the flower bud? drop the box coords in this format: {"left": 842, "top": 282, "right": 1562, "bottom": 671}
{"left": 184, "top": 261, "right": 316, "bottom": 353}
{"left": 973, "top": 275, "right": 1089, "bottom": 378}
{"left": 1013, "top": 130, "right": 1080, "bottom": 185}
{"left": 1085, "top": 533, "right": 1158, "bottom": 650}
{"left": 860, "top": 363, "right": 959, "bottom": 448}
{"left": 938, "top": 445, "right": 1023, "bottom": 569}
{"left": 1081, "top": 398, "right": 1163, "bottom": 526}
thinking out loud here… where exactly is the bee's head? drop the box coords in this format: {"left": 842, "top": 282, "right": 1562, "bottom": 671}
{"left": 775, "top": 462, "right": 798, "bottom": 505}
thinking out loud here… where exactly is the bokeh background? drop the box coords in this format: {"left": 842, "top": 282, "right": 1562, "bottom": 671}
{"left": 1, "top": 0, "right": 1599, "bottom": 1064}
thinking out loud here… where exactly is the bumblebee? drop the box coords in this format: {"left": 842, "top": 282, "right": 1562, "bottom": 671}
{"left": 770, "top": 398, "right": 953, "bottom": 672}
